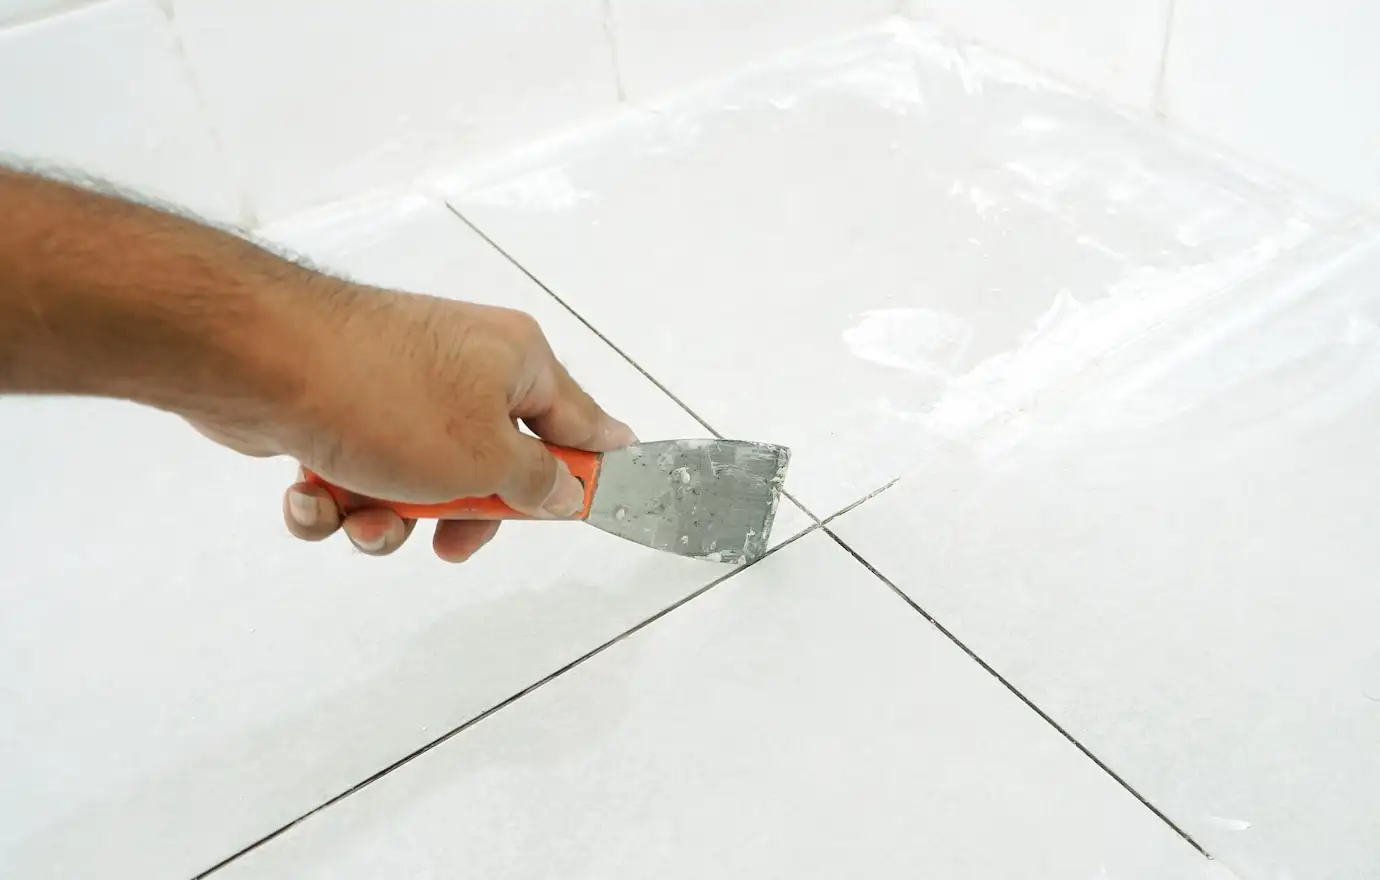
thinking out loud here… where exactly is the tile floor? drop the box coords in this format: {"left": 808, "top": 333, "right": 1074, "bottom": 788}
{"left": 0, "top": 201, "right": 808, "bottom": 880}
{"left": 447, "top": 21, "right": 1348, "bottom": 519}
{"left": 4, "top": 16, "right": 1379, "bottom": 880}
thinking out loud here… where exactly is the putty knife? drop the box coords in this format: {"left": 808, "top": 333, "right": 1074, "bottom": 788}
{"left": 306, "top": 439, "right": 791, "bottom": 564}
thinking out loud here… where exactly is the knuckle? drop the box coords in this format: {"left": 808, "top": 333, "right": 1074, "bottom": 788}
{"left": 496, "top": 308, "right": 548, "bottom": 352}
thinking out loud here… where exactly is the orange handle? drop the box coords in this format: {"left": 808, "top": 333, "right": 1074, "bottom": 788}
{"left": 302, "top": 445, "right": 602, "bottom": 521}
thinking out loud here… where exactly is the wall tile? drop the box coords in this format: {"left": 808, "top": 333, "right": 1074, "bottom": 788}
{"left": 904, "top": 0, "right": 1169, "bottom": 111}
{"left": 170, "top": 0, "right": 620, "bottom": 223}
{"left": 0, "top": 0, "right": 241, "bottom": 223}
{"left": 1163, "top": 0, "right": 1380, "bottom": 209}
{"left": 612, "top": 0, "right": 894, "bottom": 103}
{"left": 0, "top": 1, "right": 99, "bottom": 27}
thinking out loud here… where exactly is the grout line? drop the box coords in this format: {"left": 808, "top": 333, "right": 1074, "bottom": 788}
{"left": 445, "top": 203, "right": 845, "bottom": 539}
{"left": 444, "top": 202, "right": 727, "bottom": 441}
{"left": 819, "top": 476, "right": 901, "bottom": 526}
{"left": 193, "top": 523, "right": 822, "bottom": 878}
{"left": 822, "top": 527, "right": 1213, "bottom": 860}
{"left": 600, "top": 0, "right": 627, "bottom": 103}
{"left": 437, "top": 195, "right": 1217, "bottom": 860}
{"left": 1151, "top": 0, "right": 1178, "bottom": 119}
{"left": 449, "top": 200, "right": 844, "bottom": 537}
{"left": 448, "top": 205, "right": 916, "bottom": 565}
{"left": 155, "top": 0, "right": 258, "bottom": 229}
{"left": 781, "top": 488, "right": 823, "bottom": 525}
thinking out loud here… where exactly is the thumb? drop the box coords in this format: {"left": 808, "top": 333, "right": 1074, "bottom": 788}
{"left": 498, "top": 433, "right": 588, "bottom": 520}
{"left": 519, "top": 360, "right": 637, "bottom": 451}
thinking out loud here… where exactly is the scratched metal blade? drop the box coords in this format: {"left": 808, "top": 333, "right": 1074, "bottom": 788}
{"left": 585, "top": 440, "right": 790, "bottom": 564}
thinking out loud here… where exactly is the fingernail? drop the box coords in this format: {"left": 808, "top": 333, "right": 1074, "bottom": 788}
{"left": 541, "top": 460, "right": 586, "bottom": 519}
{"left": 352, "top": 532, "right": 387, "bottom": 553}
{"left": 288, "top": 490, "right": 318, "bottom": 527}
{"left": 604, "top": 419, "right": 639, "bottom": 448}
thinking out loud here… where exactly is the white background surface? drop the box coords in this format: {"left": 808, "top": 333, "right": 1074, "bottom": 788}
{"left": 4, "top": 2, "right": 1380, "bottom": 878}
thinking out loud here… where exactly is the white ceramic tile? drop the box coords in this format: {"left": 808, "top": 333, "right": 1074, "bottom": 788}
{"left": 169, "top": 0, "right": 620, "bottom": 224}
{"left": 904, "top": 0, "right": 1169, "bottom": 111}
{"left": 610, "top": 0, "right": 893, "bottom": 102}
{"left": 0, "top": 0, "right": 240, "bottom": 223}
{"left": 1163, "top": 0, "right": 1380, "bottom": 209}
{"left": 0, "top": 197, "right": 809, "bottom": 879}
{"left": 213, "top": 532, "right": 1227, "bottom": 880}
{"left": 0, "top": 0, "right": 90, "bottom": 27}
{"left": 833, "top": 225, "right": 1380, "bottom": 880}
{"left": 449, "top": 21, "right": 1346, "bottom": 519}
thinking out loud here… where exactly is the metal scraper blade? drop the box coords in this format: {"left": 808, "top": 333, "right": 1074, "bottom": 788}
{"left": 584, "top": 439, "right": 790, "bottom": 564}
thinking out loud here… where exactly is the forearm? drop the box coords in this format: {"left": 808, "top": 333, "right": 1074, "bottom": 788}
{"left": 0, "top": 167, "right": 332, "bottom": 422}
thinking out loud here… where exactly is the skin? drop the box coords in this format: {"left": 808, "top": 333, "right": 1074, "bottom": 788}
{"left": 0, "top": 167, "right": 636, "bottom": 562}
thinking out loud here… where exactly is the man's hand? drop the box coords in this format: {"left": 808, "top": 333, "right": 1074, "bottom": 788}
{"left": 0, "top": 168, "right": 634, "bottom": 563}
{"left": 199, "top": 289, "right": 635, "bottom": 562}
